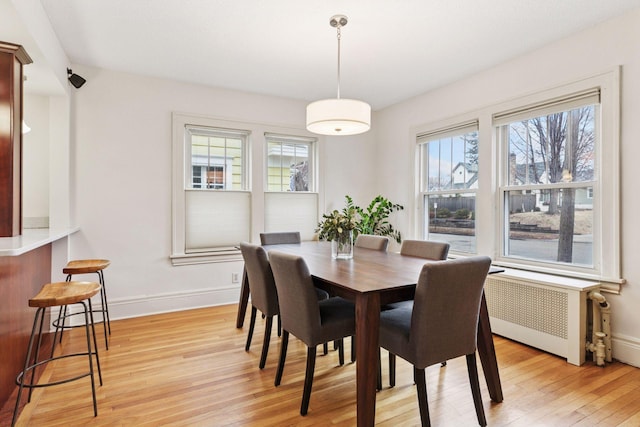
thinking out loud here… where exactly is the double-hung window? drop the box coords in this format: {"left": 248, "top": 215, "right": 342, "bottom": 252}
{"left": 263, "top": 133, "right": 318, "bottom": 240}
{"left": 493, "top": 69, "right": 621, "bottom": 286}
{"left": 172, "top": 113, "right": 251, "bottom": 263}
{"left": 496, "top": 90, "right": 599, "bottom": 269}
{"left": 418, "top": 121, "right": 479, "bottom": 253}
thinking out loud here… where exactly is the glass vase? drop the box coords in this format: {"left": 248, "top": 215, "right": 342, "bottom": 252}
{"left": 331, "top": 230, "right": 354, "bottom": 259}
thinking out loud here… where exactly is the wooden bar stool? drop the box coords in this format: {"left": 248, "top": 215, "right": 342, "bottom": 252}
{"left": 55, "top": 259, "right": 111, "bottom": 349}
{"left": 12, "top": 281, "right": 103, "bottom": 427}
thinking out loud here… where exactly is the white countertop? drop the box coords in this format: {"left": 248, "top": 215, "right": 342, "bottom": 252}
{"left": 0, "top": 227, "right": 80, "bottom": 256}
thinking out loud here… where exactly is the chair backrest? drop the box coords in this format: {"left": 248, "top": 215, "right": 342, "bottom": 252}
{"left": 354, "top": 234, "right": 389, "bottom": 252}
{"left": 409, "top": 256, "right": 491, "bottom": 368}
{"left": 259, "top": 232, "right": 301, "bottom": 245}
{"left": 400, "top": 239, "right": 450, "bottom": 260}
{"left": 239, "top": 242, "right": 279, "bottom": 317}
{"left": 268, "top": 251, "right": 321, "bottom": 345}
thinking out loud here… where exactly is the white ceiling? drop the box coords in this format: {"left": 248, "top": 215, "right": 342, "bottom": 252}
{"left": 28, "top": 0, "right": 640, "bottom": 109}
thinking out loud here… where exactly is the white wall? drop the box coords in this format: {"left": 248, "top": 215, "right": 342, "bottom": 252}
{"left": 67, "top": 66, "right": 375, "bottom": 318}
{"left": 22, "top": 94, "right": 50, "bottom": 227}
{"left": 376, "top": 9, "right": 640, "bottom": 366}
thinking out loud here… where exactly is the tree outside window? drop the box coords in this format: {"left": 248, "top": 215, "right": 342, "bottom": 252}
{"left": 501, "top": 104, "right": 596, "bottom": 266}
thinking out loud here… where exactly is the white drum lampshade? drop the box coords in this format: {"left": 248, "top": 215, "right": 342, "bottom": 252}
{"left": 306, "top": 98, "right": 371, "bottom": 136}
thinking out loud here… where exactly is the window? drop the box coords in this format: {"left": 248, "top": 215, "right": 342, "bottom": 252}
{"left": 496, "top": 90, "right": 598, "bottom": 269}
{"left": 418, "top": 121, "right": 478, "bottom": 253}
{"left": 491, "top": 70, "right": 623, "bottom": 288}
{"left": 172, "top": 115, "right": 251, "bottom": 264}
{"left": 187, "top": 126, "right": 245, "bottom": 190}
{"left": 172, "top": 113, "right": 323, "bottom": 265}
{"left": 265, "top": 134, "right": 315, "bottom": 192}
{"left": 264, "top": 134, "right": 318, "bottom": 240}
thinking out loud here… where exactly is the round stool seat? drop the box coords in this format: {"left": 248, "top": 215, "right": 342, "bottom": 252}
{"left": 63, "top": 259, "right": 110, "bottom": 275}
{"left": 30, "top": 281, "right": 101, "bottom": 308}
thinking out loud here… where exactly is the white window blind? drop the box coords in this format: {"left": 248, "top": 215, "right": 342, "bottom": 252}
{"left": 264, "top": 192, "right": 318, "bottom": 241}
{"left": 492, "top": 88, "right": 600, "bottom": 126}
{"left": 417, "top": 120, "right": 478, "bottom": 144}
{"left": 185, "top": 190, "right": 251, "bottom": 252}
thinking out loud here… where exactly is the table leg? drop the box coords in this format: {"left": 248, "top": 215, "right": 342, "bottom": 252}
{"left": 476, "top": 292, "right": 503, "bottom": 402}
{"left": 355, "top": 292, "right": 380, "bottom": 427}
{"left": 235, "top": 268, "right": 250, "bottom": 328}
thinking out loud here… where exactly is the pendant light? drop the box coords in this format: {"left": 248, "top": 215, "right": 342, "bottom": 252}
{"left": 306, "top": 15, "right": 371, "bottom": 136}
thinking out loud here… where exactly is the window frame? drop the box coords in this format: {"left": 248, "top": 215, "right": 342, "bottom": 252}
{"left": 416, "top": 119, "right": 480, "bottom": 255}
{"left": 263, "top": 133, "right": 319, "bottom": 240}
{"left": 491, "top": 69, "right": 621, "bottom": 286}
{"left": 264, "top": 133, "right": 316, "bottom": 193}
{"left": 171, "top": 112, "right": 323, "bottom": 266}
{"left": 186, "top": 125, "right": 249, "bottom": 191}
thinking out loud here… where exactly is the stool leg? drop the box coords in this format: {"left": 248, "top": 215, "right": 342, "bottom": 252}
{"left": 98, "top": 270, "right": 111, "bottom": 335}
{"left": 52, "top": 303, "right": 69, "bottom": 352}
{"left": 67, "top": 272, "right": 109, "bottom": 350}
{"left": 81, "top": 301, "right": 99, "bottom": 417}
{"left": 52, "top": 274, "right": 74, "bottom": 349}
{"left": 87, "top": 299, "right": 103, "bottom": 385}
{"left": 12, "top": 307, "right": 45, "bottom": 427}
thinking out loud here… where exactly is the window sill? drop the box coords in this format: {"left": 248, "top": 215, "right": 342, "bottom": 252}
{"left": 491, "top": 261, "right": 623, "bottom": 294}
{"left": 170, "top": 249, "right": 243, "bottom": 266}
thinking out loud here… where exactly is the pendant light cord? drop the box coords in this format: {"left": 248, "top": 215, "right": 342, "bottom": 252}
{"left": 336, "top": 26, "right": 341, "bottom": 100}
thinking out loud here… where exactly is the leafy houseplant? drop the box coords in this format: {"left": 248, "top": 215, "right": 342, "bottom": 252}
{"left": 346, "top": 195, "right": 404, "bottom": 244}
{"left": 316, "top": 195, "right": 404, "bottom": 253}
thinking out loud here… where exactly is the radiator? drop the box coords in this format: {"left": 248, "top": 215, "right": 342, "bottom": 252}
{"left": 484, "top": 270, "right": 600, "bottom": 365}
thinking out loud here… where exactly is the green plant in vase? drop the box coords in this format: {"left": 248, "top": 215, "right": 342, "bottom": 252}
{"left": 316, "top": 205, "right": 358, "bottom": 259}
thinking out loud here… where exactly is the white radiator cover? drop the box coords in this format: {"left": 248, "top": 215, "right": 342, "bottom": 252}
{"left": 484, "top": 270, "right": 600, "bottom": 365}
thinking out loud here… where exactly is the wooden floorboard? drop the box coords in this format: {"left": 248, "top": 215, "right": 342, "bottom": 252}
{"left": 2, "top": 304, "right": 640, "bottom": 426}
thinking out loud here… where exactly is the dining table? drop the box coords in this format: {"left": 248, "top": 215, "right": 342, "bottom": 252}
{"left": 236, "top": 241, "right": 503, "bottom": 427}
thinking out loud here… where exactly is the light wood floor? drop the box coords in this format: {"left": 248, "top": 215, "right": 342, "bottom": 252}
{"left": 3, "top": 304, "right": 640, "bottom": 426}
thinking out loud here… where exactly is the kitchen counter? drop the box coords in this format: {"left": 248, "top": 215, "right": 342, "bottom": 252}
{"left": 0, "top": 227, "right": 79, "bottom": 256}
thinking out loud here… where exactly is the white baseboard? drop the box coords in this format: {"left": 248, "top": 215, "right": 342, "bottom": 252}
{"left": 107, "top": 286, "right": 241, "bottom": 321}
{"left": 612, "top": 333, "right": 640, "bottom": 368}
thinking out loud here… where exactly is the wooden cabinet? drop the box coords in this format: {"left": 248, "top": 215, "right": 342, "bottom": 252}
{"left": 0, "top": 42, "right": 32, "bottom": 237}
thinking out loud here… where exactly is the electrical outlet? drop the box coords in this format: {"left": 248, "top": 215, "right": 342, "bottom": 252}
{"left": 232, "top": 272, "right": 240, "bottom": 283}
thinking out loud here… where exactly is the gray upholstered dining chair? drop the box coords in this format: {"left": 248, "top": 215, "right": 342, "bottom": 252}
{"left": 384, "top": 240, "right": 450, "bottom": 313}
{"left": 400, "top": 239, "right": 450, "bottom": 259}
{"left": 259, "top": 231, "right": 331, "bottom": 354}
{"left": 239, "top": 242, "right": 280, "bottom": 369}
{"left": 377, "top": 256, "right": 492, "bottom": 427}
{"left": 260, "top": 231, "right": 301, "bottom": 245}
{"left": 354, "top": 234, "right": 389, "bottom": 251}
{"left": 380, "top": 239, "right": 451, "bottom": 386}
{"left": 269, "top": 251, "right": 356, "bottom": 416}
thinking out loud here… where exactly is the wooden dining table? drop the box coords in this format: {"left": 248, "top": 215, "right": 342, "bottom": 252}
{"left": 236, "top": 241, "right": 503, "bottom": 427}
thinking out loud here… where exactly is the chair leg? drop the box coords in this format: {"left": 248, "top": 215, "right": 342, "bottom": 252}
{"left": 277, "top": 315, "right": 282, "bottom": 337}
{"left": 466, "top": 353, "right": 487, "bottom": 426}
{"left": 323, "top": 342, "right": 328, "bottom": 355}
{"left": 414, "top": 367, "right": 431, "bottom": 427}
{"left": 301, "top": 346, "right": 317, "bottom": 416}
{"left": 245, "top": 306, "right": 257, "bottom": 352}
{"left": 259, "top": 316, "right": 273, "bottom": 369}
{"left": 389, "top": 352, "right": 396, "bottom": 387}
{"left": 275, "top": 331, "right": 289, "bottom": 386}
{"left": 337, "top": 339, "right": 344, "bottom": 366}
